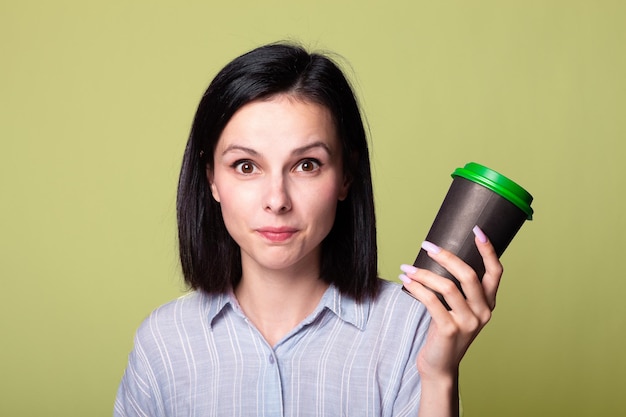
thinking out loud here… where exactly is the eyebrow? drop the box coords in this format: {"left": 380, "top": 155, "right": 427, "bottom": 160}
{"left": 221, "top": 144, "right": 259, "bottom": 157}
{"left": 221, "top": 141, "right": 333, "bottom": 157}
{"left": 293, "top": 141, "right": 333, "bottom": 156}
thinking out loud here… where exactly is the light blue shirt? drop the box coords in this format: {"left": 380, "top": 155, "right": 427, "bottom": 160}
{"left": 114, "top": 279, "right": 431, "bottom": 417}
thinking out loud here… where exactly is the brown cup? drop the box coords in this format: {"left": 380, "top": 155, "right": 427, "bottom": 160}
{"left": 404, "top": 162, "right": 534, "bottom": 309}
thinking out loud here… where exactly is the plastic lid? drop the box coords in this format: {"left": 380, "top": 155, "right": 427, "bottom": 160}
{"left": 452, "top": 162, "right": 534, "bottom": 220}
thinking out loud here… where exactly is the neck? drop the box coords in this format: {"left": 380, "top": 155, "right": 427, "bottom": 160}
{"left": 234, "top": 263, "right": 329, "bottom": 347}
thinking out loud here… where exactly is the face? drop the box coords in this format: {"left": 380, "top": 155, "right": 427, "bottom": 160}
{"left": 208, "top": 95, "right": 350, "bottom": 277}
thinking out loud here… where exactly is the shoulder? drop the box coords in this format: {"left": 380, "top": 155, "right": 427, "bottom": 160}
{"left": 133, "top": 291, "right": 222, "bottom": 347}
{"left": 366, "top": 278, "right": 431, "bottom": 334}
{"left": 373, "top": 278, "right": 428, "bottom": 314}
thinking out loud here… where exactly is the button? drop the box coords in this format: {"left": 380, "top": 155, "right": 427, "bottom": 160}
{"left": 268, "top": 354, "right": 275, "bottom": 364}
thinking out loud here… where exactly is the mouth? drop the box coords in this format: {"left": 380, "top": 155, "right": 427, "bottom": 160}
{"left": 256, "top": 227, "right": 299, "bottom": 243}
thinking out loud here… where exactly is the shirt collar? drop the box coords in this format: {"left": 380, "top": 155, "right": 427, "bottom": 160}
{"left": 202, "top": 284, "right": 371, "bottom": 331}
{"left": 308, "top": 284, "right": 371, "bottom": 331}
{"left": 203, "top": 290, "right": 237, "bottom": 328}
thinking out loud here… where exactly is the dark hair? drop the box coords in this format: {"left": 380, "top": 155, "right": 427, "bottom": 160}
{"left": 176, "top": 42, "right": 379, "bottom": 301}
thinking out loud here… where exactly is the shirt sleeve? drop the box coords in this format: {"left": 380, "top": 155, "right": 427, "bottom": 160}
{"left": 390, "top": 360, "right": 423, "bottom": 416}
{"left": 390, "top": 299, "right": 431, "bottom": 417}
{"left": 114, "top": 336, "right": 163, "bottom": 417}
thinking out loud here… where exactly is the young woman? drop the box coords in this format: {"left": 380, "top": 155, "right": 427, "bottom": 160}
{"left": 115, "top": 43, "right": 502, "bottom": 417}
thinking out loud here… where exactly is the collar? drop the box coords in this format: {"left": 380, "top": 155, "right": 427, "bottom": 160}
{"left": 202, "top": 284, "right": 371, "bottom": 331}
{"left": 316, "top": 284, "right": 370, "bottom": 331}
{"left": 202, "top": 289, "right": 238, "bottom": 329}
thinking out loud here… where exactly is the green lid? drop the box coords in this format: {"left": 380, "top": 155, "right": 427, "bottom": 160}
{"left": 452, "top": 162, "right": 534, "bottom": 220}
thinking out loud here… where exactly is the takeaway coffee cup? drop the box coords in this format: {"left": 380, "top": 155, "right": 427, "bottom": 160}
{"left": 404, "top": 162, "right": 534, "bottom": 308}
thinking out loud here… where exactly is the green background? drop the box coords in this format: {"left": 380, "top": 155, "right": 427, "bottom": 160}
{"left": 2, "top": 1, "right": 624, "bottom": 415}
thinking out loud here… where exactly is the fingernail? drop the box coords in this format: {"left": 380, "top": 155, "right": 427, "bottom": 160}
{"left": 399, "top": 274, "right": 412, "bottom": 284}
{"left": 400, "top": 264, "right": 417, "bottom": 274}
{"left": 421, "top": 240, "right": 441, "bottom": 254}
{"left": 472, "top": 225, "right": 488, "bottom": 243}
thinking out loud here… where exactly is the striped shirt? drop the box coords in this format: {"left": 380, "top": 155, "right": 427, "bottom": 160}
{"left": 114, "top": 279, "right": 431, "bottom": 417}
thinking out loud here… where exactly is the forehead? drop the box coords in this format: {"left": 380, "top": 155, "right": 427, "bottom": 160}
{"left": 216, "top": 95, "right": 339, "bottom": 152}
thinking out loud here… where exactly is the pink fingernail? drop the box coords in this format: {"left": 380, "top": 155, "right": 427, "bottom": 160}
{"left": 399, "top": 274, "right": 412, "bottom": 284}
{"left": 400, "top": 264, "right": 417, "bottom": 274}
{"left": 472, "top": 225, "right": 488, "bottom": 243}
{"left": 421, "top": 241, "right": 441, "bottom": 254}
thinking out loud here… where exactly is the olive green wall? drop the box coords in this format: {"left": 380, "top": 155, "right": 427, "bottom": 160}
{"left": 2, "top": 1, "right": 624, "bottom": 415}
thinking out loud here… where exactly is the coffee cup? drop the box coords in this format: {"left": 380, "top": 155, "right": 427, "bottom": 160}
{"left": 404, "top": 162, "right": 534, "bottom": 309}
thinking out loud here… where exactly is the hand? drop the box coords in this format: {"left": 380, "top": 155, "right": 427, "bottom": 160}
{"left": 399, "top": 226, "right": 502, "bottom": 380}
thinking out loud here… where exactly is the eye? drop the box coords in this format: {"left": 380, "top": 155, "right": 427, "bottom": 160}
{"left": 295, "top": 159, "right": 321, "bottom": 172}
{"left": 233, "top": 160, "right": 257, "bottom": 174}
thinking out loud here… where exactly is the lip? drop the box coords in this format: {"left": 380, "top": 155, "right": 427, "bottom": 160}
{"left": 256, "top": 227, "right": 299, "bottom": 242}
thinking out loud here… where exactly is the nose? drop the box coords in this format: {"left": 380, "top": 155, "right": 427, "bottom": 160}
{"left": 263, "top": 174, "right": 292, "bottom": 214}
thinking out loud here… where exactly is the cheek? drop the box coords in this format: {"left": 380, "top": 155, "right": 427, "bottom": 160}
{"left": 323, "top": 179, "right": 349, "bottom": 206}
{"left": 307, "top": 186, "right": 341, "bottom": 222}
{"left": 212, "top": 184, "right": 245, "bottom": 226}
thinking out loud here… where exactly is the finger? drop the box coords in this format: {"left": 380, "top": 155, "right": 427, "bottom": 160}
{"left": 402, "top": 266, "right": 474, "bottom": 314}
{"left": 472, "top": 226, "right": 503, "bottom": 310}
{"left": 420, "top": 241, "right": 489, "bottom": 312}
{"left": 401, "top": 269, "right": 484, "bottom": 339}
{"left": 399, "top": 271, "right": 457, "bottom": 324}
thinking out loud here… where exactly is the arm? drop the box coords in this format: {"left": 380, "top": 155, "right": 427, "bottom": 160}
{"left": 400, "top": 226, "right": 502, "bottom": 417}
{"left": 114, "top": 339, "right": 164, "bottom": 417}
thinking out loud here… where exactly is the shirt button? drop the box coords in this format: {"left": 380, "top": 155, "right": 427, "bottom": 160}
{"left": 268, "top": 354, "right": 275, "bottom": 364}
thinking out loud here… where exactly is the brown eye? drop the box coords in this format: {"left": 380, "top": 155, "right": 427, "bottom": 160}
{"left": 234, "top": 160, "right": 256, "bottom": 174}
{"left": 241, "top": 163, "right": 253, "bottom": 173}
{"left": 296, "top": 159, "right": 320, "bottom": 172}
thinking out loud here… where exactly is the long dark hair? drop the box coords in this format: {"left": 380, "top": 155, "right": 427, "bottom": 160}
{"left": 176, "top": 42, "right": 379, "bottom": 301}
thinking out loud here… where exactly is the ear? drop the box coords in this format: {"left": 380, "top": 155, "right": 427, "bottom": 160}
{"left": 338, "top": 151, "right": 357, "bottom": 201}
{"left": 338, "top": 173, "right": 351, "bottom": 201}
{"left": 206, "top": 165, "right": 221, "bottom": 203}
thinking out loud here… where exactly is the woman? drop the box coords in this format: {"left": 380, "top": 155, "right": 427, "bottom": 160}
{"left": 115, "top": 42, "right": 501, "bottom": 417}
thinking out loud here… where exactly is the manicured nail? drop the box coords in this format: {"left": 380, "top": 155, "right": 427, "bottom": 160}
{"left": 472, "top": 225, "right": 488, "bottom": 243}
{"left": 421, "top": 240, "right": 441, "bottom": 254}
{"left": 399, "top": 274, "right": 412, "bottom": 284}
{"left": 400, "top": 264, "right": 417, "bottom": 274}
